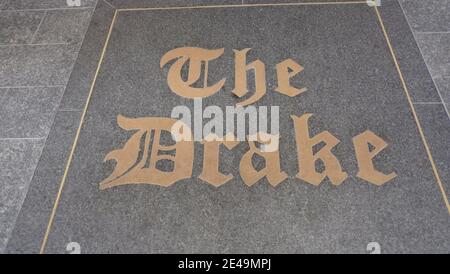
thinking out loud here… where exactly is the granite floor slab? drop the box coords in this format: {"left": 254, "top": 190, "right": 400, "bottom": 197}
{"left": 0, "top": 44, "right": 79, "bottom": 86}
{"left": 435, "top": 77, "right": 450, "bottom": 106}
{"left": 0, "top": 139, "right": 44, "bottom": 252}
{"left": 0, "top": 10, "right": 44, "bottom": 45}
{"left": 32, "top": 8, "right": 93, "bottom": 44}
{"left": 5, "top": 111, "right": 81, "bottom": 254}
{"left": 400, "top": 0, "right": 450, "bottom": 33}
{"left": 415, "top": 33, "right": 450, "bottom": 79}
{"left": 59, "top": 0, "right": 116, "bottom": 111}
{"left": 0, "top": 0, "right": 97, "bottom": 10}
{"left": 7, "top": 1, "right": 450, "bottom": 254}
{"left": 415, "top": 104, "right": 450, "bottom": 201}
{"left": 0, "top": 86, "right": 63, "bottom": 138}
{"left": 0, "top": 0, "right": 95, "bottom": 254}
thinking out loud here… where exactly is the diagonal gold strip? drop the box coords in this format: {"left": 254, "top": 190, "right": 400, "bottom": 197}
{"left": 117, "top": 1, "right": 367, "bottom": 12}
{"left": 39, "top": 9, "right": 119, "bottom": 254}
{"left": 374, "top": 6, "right": 450, "bottom": 214}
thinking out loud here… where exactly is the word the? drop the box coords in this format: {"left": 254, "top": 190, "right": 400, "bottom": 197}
{"left": 161, "top": 47, "right": 306, "bottom": 106}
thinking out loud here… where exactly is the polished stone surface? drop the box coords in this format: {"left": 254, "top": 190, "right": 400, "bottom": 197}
{"left": 400, "top": 0, "right": 450, "bottom": 33}
{"left": 0, "top": 86, "right": 63, "bottom": 138}
{"left": 0, "top": 0, "right": 97, "bottom": 10}
{"left": 379, "top": 0, "right": 442, "bottom": 103}
{"left": 0, "top": 44, "right": 79, "bottom": 86}
{"left": 59, "top": 0, "right": 116, "bottom": 111}
{"left": 416, "top": 33, "right": 450, "bottom": 78}
{"left": 0, "top": 0, "right": 95, "bottom": 254}
{"left": 26, "top": 4, "right": 449, "bottom": 253}
{"left": 4, "top": 0, "right": 112, "bottom": 254}
{"left": 415, "top": 104, "right": 450, "bottom": 201}
{"left": 5, "top": 111, "right": 81, "bottom": 254}
{"left": 0, "top": 10, "right": 44, "bottom": 45}
{"left": 435, "top": 77, "right": 450, "bottom": 106}
{"left": 0, "top": 139, "right": 44, "bottom": 253}
{"left": 32, "top": 8, "right": 93, "bottom": 44}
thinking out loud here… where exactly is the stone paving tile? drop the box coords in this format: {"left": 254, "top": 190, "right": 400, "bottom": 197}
{"left": 32, "top": 4, "right": 450, "bottom": 253}
{"left": 0, "top": 44, "right": 79, "bottom": 86}
{"left": 415, "top": 104, "right": 450, "bottom": 202}
{"left": 415, "top": 33, "right": 450, "bottom": 78}
{"left": 0, "top": 138, "right": 45, "bottom": 253}
{"left": 434, "top": 77, "right": 450, "bottom": 107}
{"left": 5, "top": 111, "right": 82, "bottom": 254}
{"left": 33, "top": 8, "right": 93, "bottom": 44}
{"left": 106, "top": 0, "right": 241, "bottom": 9}
{"left": 59, "top": 0, "right": 116, "bottom": 110}
{"left": 400, "top": 0, "right": 450, "bottom": 33}
{"left": 0, "top": 0, "right": 97, "bottom": 10}
{"left": 379, "top": 0, "right": 442, "bottom": 103}
{"left": 0, "top": 86, "right": 63, "bottom": 138}
{"left": 0, "top": 10, "right": 44, "bottom": 45}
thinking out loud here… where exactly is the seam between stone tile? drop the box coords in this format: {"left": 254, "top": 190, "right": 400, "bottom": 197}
{"left": 0, "top": 42, "right": 72, "bottom": 47}
{"left": 0, "top": 7, "right": 94, "bottom": 13}
{"left": 415, "top": 31, "right": 450, "bottom": 34}
{"left": 39, "top": 7, "right": 118, "bottom": 254}
{"left": 0, "top": 85, "right": 65, "bottom": 140}
{"left": 413, "top": 102, "right": 444, "bottom": 105}
{"left": 398, "top": 0, "right": 450, "bottom": 119}
{"left": 29, "top": 10, "right": 47, "bottom": 44}
{"left": 2, "top": 67, "right": 70, "bottom": 252}
{"left": 0, "top": 85, "right": 65, "bottom": 89}
{"left": 28, "top": 5, "right": 97, "bottom": 253}
{"left": 2, "top": 98, "right": 73, "bottom": 251}
{"left": 0, "top": 137, "right": 46, "bottom": 253}
{"left": 0, "top": 137, "right": 46, "bottom": 140}
{"left": 102, "top": 0, "right": 116, "bottom": 9}
{"left": 57, "top": 107, "right": 84, "bottom": 112}
{"left": 57, "top": 109, "right": 82, "bottom": 112}
{"left": 56, "top": 7, "right": 97, "bottom": 113}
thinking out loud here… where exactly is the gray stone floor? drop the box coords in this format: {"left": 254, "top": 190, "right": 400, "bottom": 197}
{"left": 0, "top": 0, "right": 96, "bottom": 252}
{"left": 400, "top": 0, "right": 450, "bottom": 112}
{"left": 0, "top": 0, "right": 449, "bottom": 253}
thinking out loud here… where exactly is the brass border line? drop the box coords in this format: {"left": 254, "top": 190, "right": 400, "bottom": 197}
{"left": 117, "top": 1, "right": 367, "bottom": 12}
{"left": 39, "top": 1, "right": 450, "bottom": 254}
{"left": 39, "top": 9, "right": 119, "bottom": 254}
{"left": 374, "top": 6, "right": 450, "bottom": 214}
